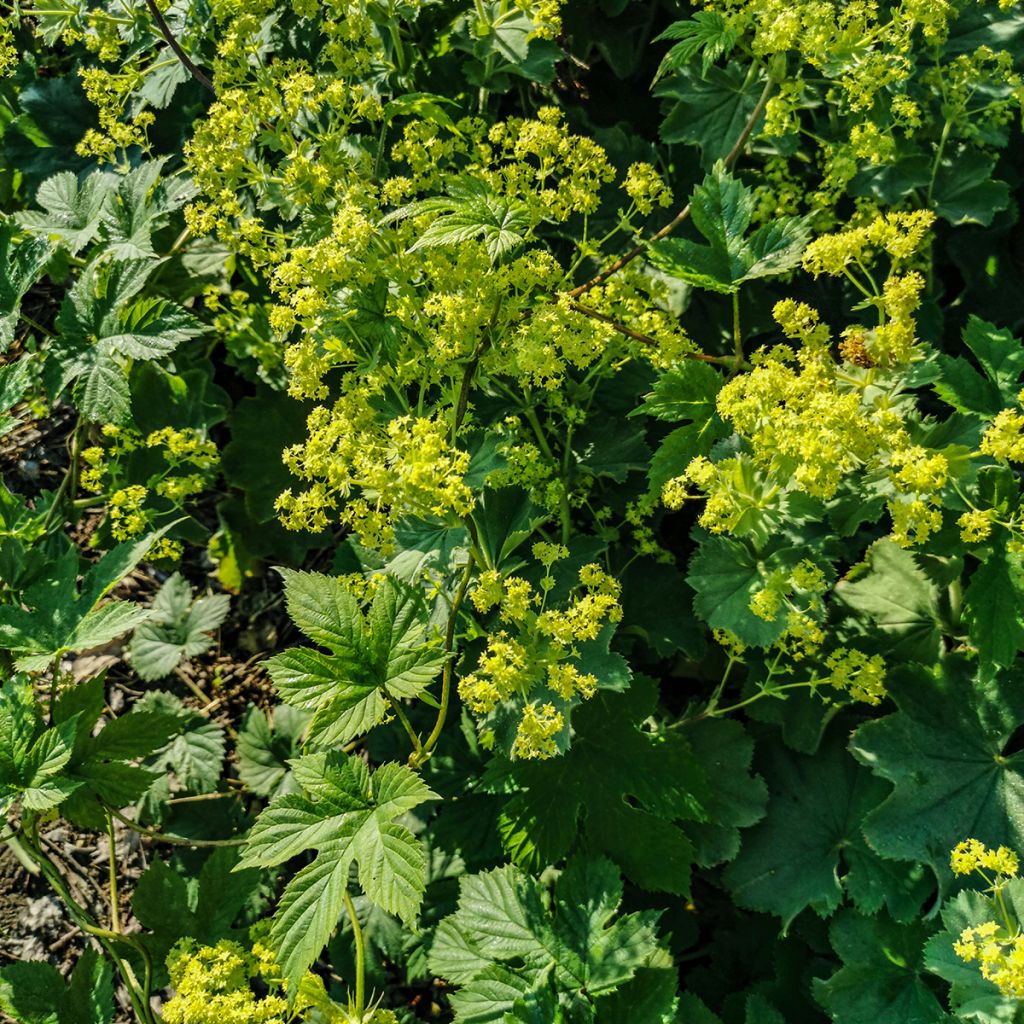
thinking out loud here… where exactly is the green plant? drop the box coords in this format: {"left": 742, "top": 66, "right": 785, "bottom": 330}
{"left": 1, "top": 0, "right": 1024, "bottom": 1022}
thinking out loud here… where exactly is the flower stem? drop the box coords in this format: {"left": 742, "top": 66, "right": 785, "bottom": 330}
{"left": 342, "top": 887, "right": 366, "bottom": 1021}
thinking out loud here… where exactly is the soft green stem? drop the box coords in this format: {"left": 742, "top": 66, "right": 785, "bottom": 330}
{"left": 105, "top": 810, "right": 121, "bottom": 933}
{"left": 5, "top": 833, "right": 40, "bottom": 875}
{"left": 731, "top": 290, "right": 743, "bottom": 371}
{"left": 342, "top": 887, "right": 366, "bottom": 1021}
{"left": 710, "top": 680, "right": 817, "bottom": 717}
{"left": 413, "top": 556, "right": 476, "bottom": 767}
{"left": 926, "top": 119, "right": 952, "bottom": 205}
{"left": 105, "top": 803, "right": 246, "bottom": 847}
{"left": 386, "top": 690, "right": 422, "bottom": 757}
{"left": 22, "top": 829, "right": 156, "bottom": 1024}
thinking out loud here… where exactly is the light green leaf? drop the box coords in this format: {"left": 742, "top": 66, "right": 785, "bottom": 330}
{"left": 269, "top": 571, "right": 443, "bottom": 747}
{"left": 647, "top": 165, "right": 809, "bottom": 293}
{"left": 238, "top": 752, "right": 437, "bottom": 991}
{"left": 128, "top": 573, "right": 229, "bottom": 681}
{"left": 654, "top": 11, "right": 737, "bottom": 81}
{"left": 18, "top": 171, "right": 115, "bottom": 255}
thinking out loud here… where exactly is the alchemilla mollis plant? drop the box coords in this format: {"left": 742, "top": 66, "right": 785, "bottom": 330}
{"left": 2, "top": 0, "right": 1024, "bottom": 1021}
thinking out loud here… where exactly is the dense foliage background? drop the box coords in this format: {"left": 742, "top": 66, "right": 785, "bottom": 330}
{"left": 3, "top": 0, "right": 1024, "bottom": 1021}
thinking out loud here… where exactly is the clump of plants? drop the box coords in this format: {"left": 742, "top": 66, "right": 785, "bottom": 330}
{"left": 2, "top": 0, "right": 1024, "bottom": 1022}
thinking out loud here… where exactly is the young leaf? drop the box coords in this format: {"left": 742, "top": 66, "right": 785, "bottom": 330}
{"left": 267, "top": 570, "right": 445, "bottom": 747}
{"left": 238, "top": 752, "right": 437, "bottom": 992}
{"left": 48, "top": 257, "right": 205, "bottom": 423}
{"left": 127, "top": 573, "right": 230, "bottom": 681}
{"left": 387, "top": 180, "right": 530, "bottom": 263}
{"left": 17, "top": 171, "right": 115, "bottom": 255}
{"left": 647, "top": 164, "right": 809, "bottom": 293}
{"left": 654, "top": 11, "right": 737, "bottom": 82}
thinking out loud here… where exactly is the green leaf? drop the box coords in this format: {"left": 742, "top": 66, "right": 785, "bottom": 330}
{"left": 723, "top": 726, "right": 929, "bottom": 928}
{"left": 962, "top": 316, "right": 1024, "bottom": 406}
{"left": 647, "top": 165, "right": 809, "bottom": 293}
{"left": 278, "top": 568, "right": 364, "bottom": 653}
{"left": 137, "top": 691, "right": 226, "bottom": 797}
{"left": 73, "top": 352, "right": 132, "bottom": 424}
{"left": 128, "top": 573, "right": 230, "bottom": 681}
{"left": 657, "top": 65, "right": 764, "bottom": 166}
{"left": 925, "top": 880, "right": 1024, "bottom": 1024}
{"left": 389, "top": 180, "right": 530, "bottom": 263}
{"left": 237, "top": 704, "right": 309, "bottom": 798}
{"left": 429, "top": 856, "right": 665, "bottom": 1023}
{"left": 0, "top": 223, "right": 53, "bottom": 352}
{"left": 60, "top": 948, "right": 114, "bottom": 1024}
{"left": 963, "top": 544, "right": 1024, "bottom": 669}
{"left": 653, "top": 11, "right": 737, "bottom": 81}
{"left": 833, "top": 541, "right": 942, "bottom": 661}
{"left": 634, "top": 362, "right": 722, "bottom": 423}
{"left": 930, "top": 149, "right": 1010, "bottom": 227}
{"left": 935, "top": 317, "right": 1024, "bottom": 416}
{"left": 496, "top": 677, "right": 711, "bottom": 895}
{"left": 0, "top": 961, "right": 62, "bottom": 1024}
{"left": 813, "top": 911, "right": 947, "bottom": 1024}
{"left": 850, "top": 657, "right": 1024, "bottom": 891}
{"left": 0, "top": 948, "right": 113, "bottom": 1024}
{"left": 18, "top": 171, "right": 115, "bottom": 255}
{"left": 268, "top": 571, "right": 444, "bottom": 747}
{"left": 99, "top": 296, "right": 206, "bottom": 361}
{"left": 238, "top": 752, "right": 437, "bottom": 991}
{"left": 687, "top": 537, "right": 791, "bottom": 647}
{"left": 133, "top": 848, "right": 260, "bottom": 984}
{"left": 681, "top": 717, "right": 768, "bottom": 867}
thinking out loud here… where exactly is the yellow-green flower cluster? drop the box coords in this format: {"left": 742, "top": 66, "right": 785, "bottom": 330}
{"left": 887, "top": 444, "right": 950, "bottom": 547}
{"left": 108, "top": 485, "right": 149, "bottom": 541}
{"left": 981, "top": 405, "right": 1024, "bottom": 463}
{"left": 951, "top": 839, "right": 1021, "bottom": 878}
{"left": 623, "top": 162, "right": 673, "bottom": 216}
{"left": 959, "top": 509, "right": 996, "bottom": 543}
{"left": 954, "top": 923, "right": 1024, "bottom": 998}
{"left": 163, "top": 938, "right": 288, "bottom": 1024}
{"left": 277, "top": 405, "right": 474, "bottom": 549}
{"left": 803, "top": 211, "right": 933, "bottom": 365}
{"left": 459, "top": 562, "right": 621, "bottom": 759}
{"left": 0, "top": 17, "right": 17, "bottom": 77}
{"left": 512, "top": 701, "right": 565, "bottom": 759}
{"left": 825, "top": 648, "right": 887, "bottom": 705}
{"left": 79, "top": 424, "right": 219, "bottom": 558}
{"left": 76, "top": 67, "right": 155, "bottom": 164}
{"left": 949, "top": 841, "right": 1024, "bottom": 998}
